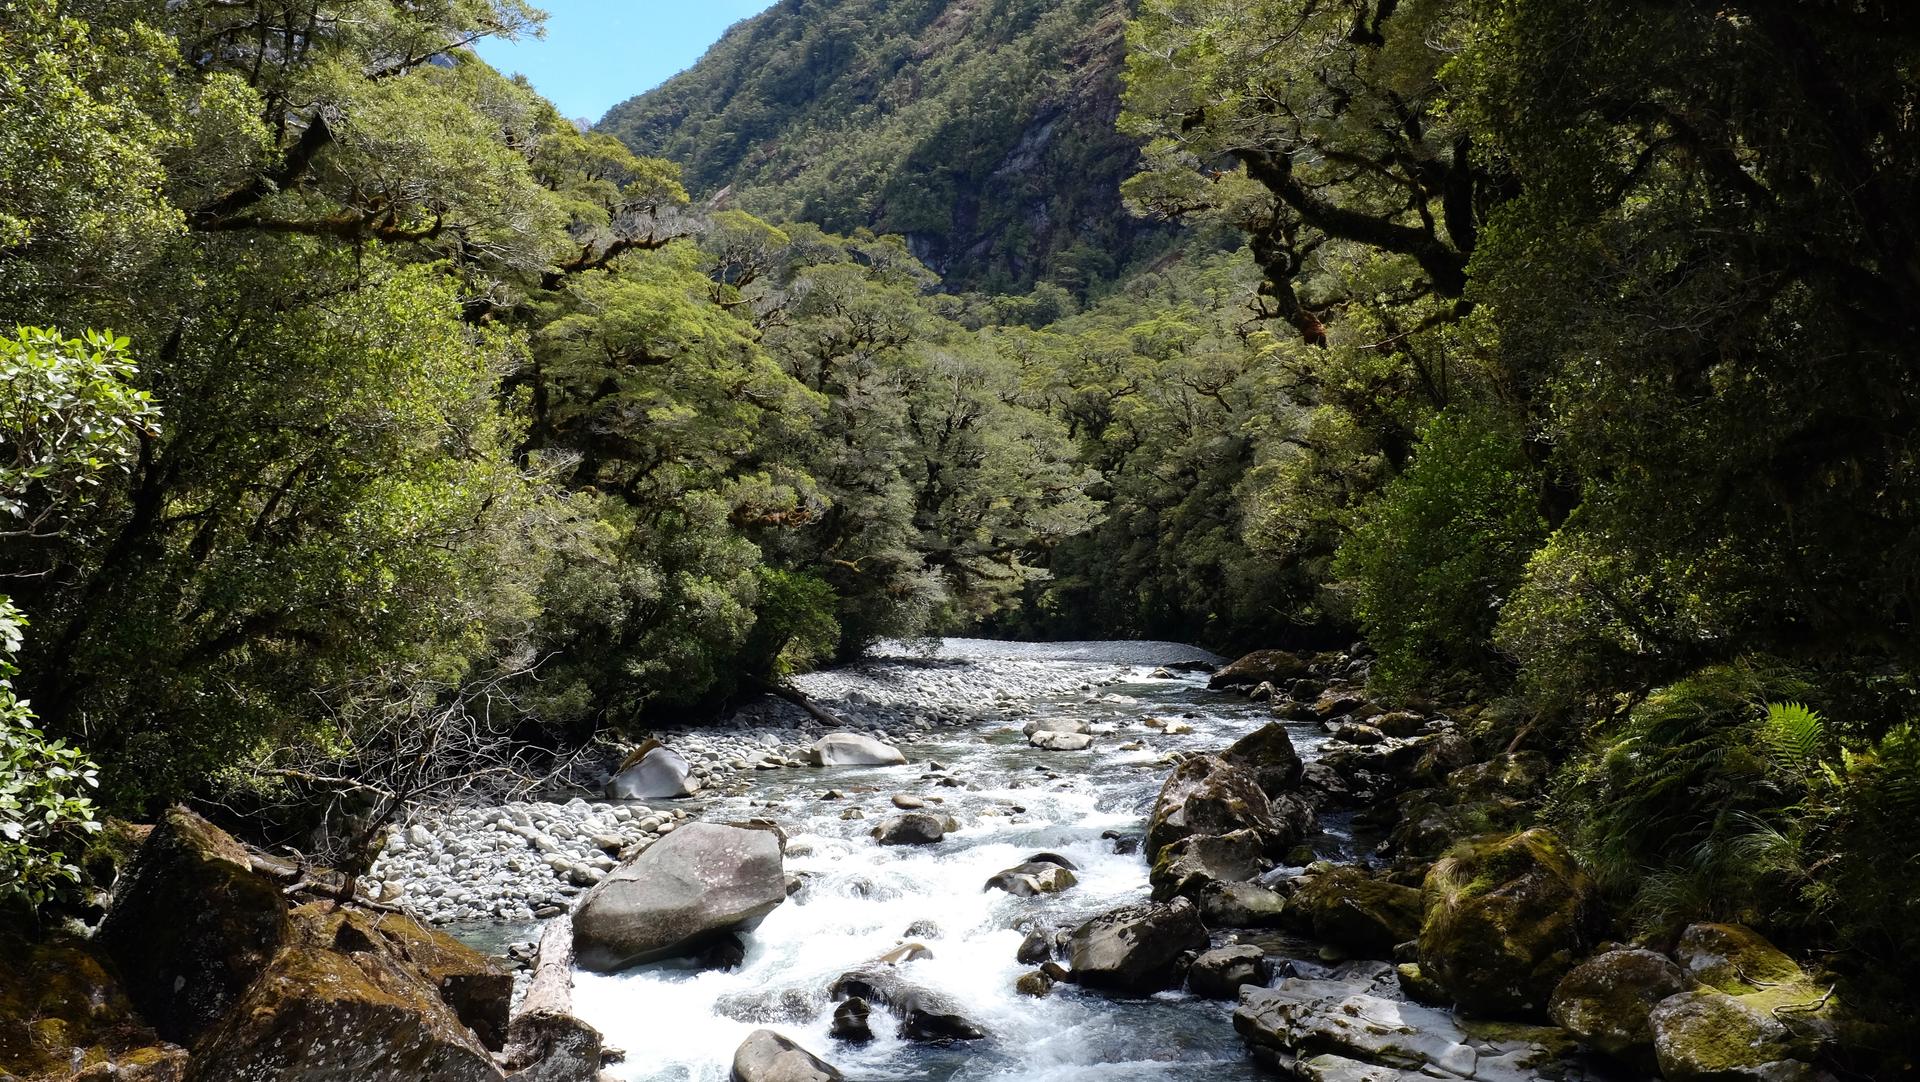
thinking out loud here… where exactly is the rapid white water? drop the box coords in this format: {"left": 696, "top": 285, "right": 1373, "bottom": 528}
{"left": 573, "top": 640, "right": 1333, "bottom": 1081}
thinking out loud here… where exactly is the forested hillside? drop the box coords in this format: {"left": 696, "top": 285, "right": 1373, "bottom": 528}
{"left": 598, "top": 0, "right": 1166, "bottom": 292}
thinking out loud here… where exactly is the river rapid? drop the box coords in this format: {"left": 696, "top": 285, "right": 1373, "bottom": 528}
{"left": 568, "top": 639, "right": 1342, "bottom": 1082}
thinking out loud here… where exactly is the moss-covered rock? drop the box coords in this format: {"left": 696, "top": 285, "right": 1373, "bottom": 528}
{"left": 1649, "top": 989, "right": 1815, "bottom": 1082}
{"left": 289, "top": 904, "right": 512, "bottom": 1052}
{"left": 1418, "top": 828, "right": 1595, "bottom": 1018}
{"left": 1208, "top": 650, "right": 1310, "bottom": 690}
{"left": 182, "top": 942, "right": 505, "bottom": 1082}
{"left": 0, "top": 932, "right": 186, "bottom": 1081}
{"left": 95, "top": 806, "right": 290, "bottom": 1045}
{"left": 1548, "top": 947, "right": 1691, "bottom": 1067}
{"left": 1673, "top": 923, "right": 1807, "bottom": 996}
{"left": 1288, "top": 865, "right": 1424, "bottom": 959}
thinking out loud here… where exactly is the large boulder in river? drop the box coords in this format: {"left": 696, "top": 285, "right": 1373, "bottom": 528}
{"left": 1188, "top": 945, "right": 1266, "bottom": 1000}
{"left": 96, "top": 806, "right": 290, "bottom": 1045}
{"left": 1066, "top": 897, "right": 1209, "bottom": 994}
{"left": 1028, "top": 729, "right": 1093, "bottom": 751}
{"left": 1209, "top": 650, "right": 1310, "bottom": 690}
{"left": 1199, "top": 881, "right": 1289, "bottom": 928}
{"left": 1287, "top": 864, "right": 1424, "bottom": 959}
{"left": 1548, "top": 947, "right": 1691, "bottom": 1067}
{"left": 985, "top": 861, "right": 1077, "bottom": 897}
{"left": 731, "top": 1029, "right": 844, "bottom": 1082}
{"left": 1418, "top": 829, "right": 1595, "bottom": 1017}
{"left": 1149, "top": 829, "right": 1269, "bottom": 902}
{"left": 183, "top": 941, "right": 505, "bottom": 1082}
{"left": 1145, "top": 755, "right": 1290, "bottom": 862}
{"left": 1221, "top": 722, "right": 1305, "bottom": 796}
{"left": 573, "top": 822, "right": 787, "bottom": 972}
{"left": 606, "top": 741, "right": 702, "bottom": 800}
{"left": 808, "top": 732, "right": 906, "bottom": 767}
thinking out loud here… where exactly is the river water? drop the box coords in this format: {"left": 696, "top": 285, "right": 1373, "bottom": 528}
{"left": 569, "top": 639, "right": 1340, "bottom": 1082}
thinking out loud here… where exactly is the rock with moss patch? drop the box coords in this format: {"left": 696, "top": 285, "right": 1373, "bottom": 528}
{"left": 1649, "top": 989, "right": 1816, "bottom": 1082}
{"left": 1288, "top": 865, "right": 1424, "bottom": 959}
{"left": 1418, "top": 829, "right": 1595, "bottom": 1017}
{"left": 1209, "top": 650, "right": 1310, "bottom": 690}
{"left": 1146, "top": 755, "right": 1295, "bottom": 861}
{"left": 1149, "top": 829, "right": 1270, "bottom": 902}
{"left": 96, "top": 806, "right": 291, "bottom": 1045}
{"left": 1221, "top": 722, "right": 1305, "bottom": 796}
{"left": 1548, "top": 947, "right": 1690, "bottom": 1067}
{"left": 1066, "top": 897, "right": 1209, "bottom": 994}
{"left": 1199, "top": 881, "right": 1289, "bottom": 928}
{"left": 1188, "top": 945, "right": 1266, "bottom": 1000}
{"left": 290, "top": 903, "right": 512, "bottom": 1051}
{"left": 0, "top": 933, "right": 187, "bottom": 1082}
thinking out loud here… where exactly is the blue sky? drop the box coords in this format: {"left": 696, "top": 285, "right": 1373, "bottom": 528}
{"left": 474, "top": 1, "right": 777, "bottom": 125}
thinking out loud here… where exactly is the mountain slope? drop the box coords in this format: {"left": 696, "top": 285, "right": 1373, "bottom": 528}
{"left": 598, "top": 0, "right": 1164, "bottom": 292}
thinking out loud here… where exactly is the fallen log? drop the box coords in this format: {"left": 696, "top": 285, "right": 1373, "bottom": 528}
{"left": 505, "top": 916, "right": 605, "bottom": 1081}
{"left": 744, "top": 674, "right": 848, "bottom": 727}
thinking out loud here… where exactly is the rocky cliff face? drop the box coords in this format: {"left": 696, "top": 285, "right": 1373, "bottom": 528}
{"left": 598, "top": 0, "right": 1167, "bottom": 292}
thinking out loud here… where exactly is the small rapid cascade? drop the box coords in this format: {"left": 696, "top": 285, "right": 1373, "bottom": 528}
{"left": 571, "top": 640, "right": 1337, "bottom": 1082}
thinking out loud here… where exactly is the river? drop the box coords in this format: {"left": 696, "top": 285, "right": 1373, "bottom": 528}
{"left": 566, "top": 638, "right": 1342, "bottom": 1082}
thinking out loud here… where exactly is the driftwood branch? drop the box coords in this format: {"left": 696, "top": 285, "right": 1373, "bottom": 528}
{"left": 504, "top": 918, "right": 604, "bottom": 1079}
{"left": 744, "top": 674, "right": 847, "bottom": 727}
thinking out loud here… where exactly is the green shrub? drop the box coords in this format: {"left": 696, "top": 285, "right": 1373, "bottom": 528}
{"left": 0, "top": 601, "right": 100, "bottom": 909}
{"left": 1335, "top": 409, "right": 1546, "bottom": 691}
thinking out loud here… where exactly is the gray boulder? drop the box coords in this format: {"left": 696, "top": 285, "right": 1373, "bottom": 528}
{"left": 731, "top": 1029, "right": 843, "bottom": 1082}
{"left": 1189, "top": 945, "right": 1266, "bottom": 1000}
{"left": 1209, "top": 649, "right": 1310, "bottom": 690}
{"left": 1149, "top": 829, "right": 1270, "bottom": 902}
{"left": 1066, "top": 897, "right": 1209, "bottom": 994}
{"left": 809, "top": 733, "right": 907, "bottom": 767}
{"left": 1548, "top": 947, "right": 1691, "bottom": 1066}
{"left": 1029, "top": 729, "right": 1093, "bottom": 751}
{"left": 985, "top": 861, "right": 1078, "bottom": 897}
{"left": 1023, "top": 717, "right": 1090, "bottom": 737}
{"left": 1222, "top": 722, "right": 1306, "bottom": 796}
{"left": 828, "top": 967, "right": 987, "bottom": 1042}
{"left": 605, "top": 744, "right": 701, "bottom": 800}
{"left": 573, "top": 822, "right": 786, "bottom": 972}
{"left": 1146, "top": 755, "right": 1288, "bottom": 861}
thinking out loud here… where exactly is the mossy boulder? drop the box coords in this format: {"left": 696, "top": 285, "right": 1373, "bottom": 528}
{"left": 1670, "top": 924, "right": 1843, "bottom": 1053}
{"left": 182, "top": 941, "right": 505, "bottom": 1082}
{"left": 1148, "top": 829, "right": 1269, "bottom": 903}
{"left": 1145, "top": 755, "right": 1288, "bottom": 862}
{"left": 95, "top": 806, "right": 290, "bottom": 1044}
{"left": 1649, "top": 989, "right": 1816, "bottom": 1082}
{"left": 1221, "top": 722, "right": 1305, "bottom": 796}
{"left": 0, "top": 932, "right": 186, "bottom": 1081}
{"left": 1287, "top": 865, "right": 1423, "bottom": 959}
{"left": 1198, "top": 881, "right": 1289, "bottom": 928}
{"left": 1548, "top": 947, "right": 1691, "bottom": 1067}
{"left": 289, "top": 904, "right": 512, "bottom": 1051}
{"left": 1418, "top": 829, "right": 1595, "bottom": 1017}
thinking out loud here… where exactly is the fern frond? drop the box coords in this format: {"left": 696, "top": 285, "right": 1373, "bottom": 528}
{"left": 1759, "top": 701, "right": 1827, "bottom": 779}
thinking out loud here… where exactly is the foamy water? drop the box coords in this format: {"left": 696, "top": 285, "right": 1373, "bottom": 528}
{"left": 572, "top": 641, "right": 1330, "bottom": 1081}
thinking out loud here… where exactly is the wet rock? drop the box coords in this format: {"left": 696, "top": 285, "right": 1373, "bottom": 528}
{"left": 1016, "top": 929, "right": 1053, "bottom": 964}
{"left": 903, "top": 920, "right": 941, "bottom": 939}
{"left": 1149, "top": 829, "right": 1270, "bottom": 902}
{"left": 985, "top": 861, "right": 1078, "bottom": 896}
{"left": 573, "top": 822, "right": 787, "bottom": 972}
{"left": 827, "top": 968, "right": 987, "bottom": 1042}
{"left": 1548, "top": 947, "right": 1691, "bottom": 1067}
{"left": 1418, "top": 828, "right": 1595, "bottom": 1017}
{"left": 1396, "top": 961, "right": 1450, "bottom": 1005}
{"left": 1023, "top": 851, "right": 1078, "bottom": 870}
{"left": 1189, "top": 945, "right": 1266, "bottom": 1000}
{"left": 96, "top": 806, "right": 290, "bottom": 1045}
{"left": 1650, "top": 990, "right": 1812, "bottom": 1082}
{"left": 1221, "top": 722, "right": 1305, "bottom": 797}
{"left": 829, "top": 998, "right": 873, "bottom": 1044}
{"left": 1287, "top": 865, "right": 1424, "bottom": 960}
{"left": 1199, "top": 881, "right": 1289, "bottom": 928}
{"left": 731, "top": 1029, "right": 844, "bottom": 1082}
{"left": 1146, "top": 755, "right": 1289, "bottom": 862}
{"left": 877, "top": 942, "right": 934, "bottom": 965}
{"left": 890, "top": 794, "right": 926, "bottom": 810}
{"left": 808, "top": 733, "right": 907, "bottom": 767}
{"left": 606, "top": 742, "right": 702, "bottom": 800}
{"left": 871, "top": 812, "right": 948, "bottom": 846}
{"left": 1016, "top": 970, "right": 1055, "bottom": 997}
{"left": 1372, "top": 711, "right": 1428, "bottom": 738}
{"left": 1028, "top": 729, "right": 1093, "bottom": 751}
{"left": 1209, "top": 650, "right": 1311, "bottom": 690}
{"left": 1066, "top": 897, "right": 1209, "bottom": 994}
{"left": 1235, "top": 975, "right": 1576, "bottom": 1082}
